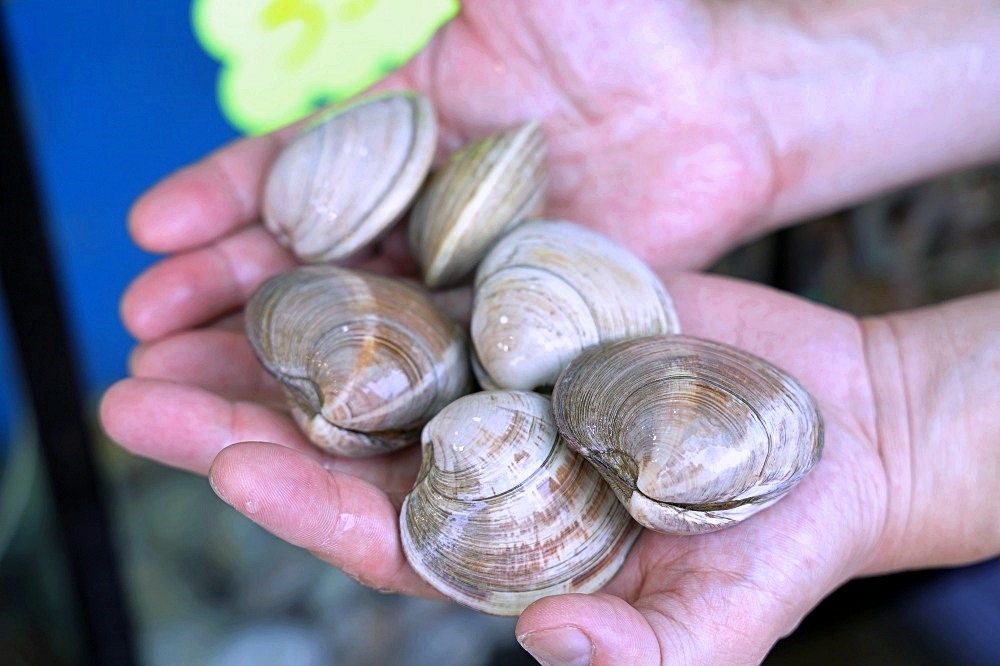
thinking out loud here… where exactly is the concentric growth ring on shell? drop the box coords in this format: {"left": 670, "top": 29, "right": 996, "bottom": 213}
{"left": 399, "top": 391, "right": 641, "bottom": 615}
{"left": 262, "top": 91, "right": 437, "bottom": 262}
{"left": 244, "top": 265, "right": 472, "bottom": 457}
{"left": 551, "top": 335, "right": 824, "bottom": 534}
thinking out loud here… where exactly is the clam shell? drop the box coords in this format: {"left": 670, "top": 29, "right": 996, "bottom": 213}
{"left": 551, "top": 335, "right": 824, "bottom": 534}
{"left": 400, "top": 391, "right": 640, "bottom": 615}
{"left": 408, "top": 121, "right": 547, "bottom": 287}
{"left": 262, "top": 91, "right": 437, "bottom": 262}
{"left": 471, "top": 220, "right": 681, "bottom": 390}
{"left": 245, "top": 265, "right": 472, "bottom": 456}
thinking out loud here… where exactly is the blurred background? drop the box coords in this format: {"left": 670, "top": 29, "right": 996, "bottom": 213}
{"left": 0, "top": 1, "right": 997, "bottom": 664}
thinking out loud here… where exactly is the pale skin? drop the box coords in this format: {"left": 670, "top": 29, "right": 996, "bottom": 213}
{"left": 99, "top": 1, "right": 1000, "bottom": 664}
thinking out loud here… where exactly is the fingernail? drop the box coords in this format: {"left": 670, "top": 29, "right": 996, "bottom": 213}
{"left": 208, "top": 473, "right": 230, "bottom": 504}
{"left": 518, "top": 626, "right": 593, "bottom": 666}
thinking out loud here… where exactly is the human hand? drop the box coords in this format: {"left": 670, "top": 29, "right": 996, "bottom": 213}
{"left": 103, "top": 0, "right": 788, "bottom": 479}
{"left": 100, "top": 1, "right": 1000, "bottom": 663}
{"left": 195, "top": 280, "right": 1000, "bottom": 666}
{"left": 111, "top": 269, "right": 1000, "bottom": 665}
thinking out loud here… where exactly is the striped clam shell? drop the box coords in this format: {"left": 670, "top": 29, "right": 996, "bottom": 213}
{"left": 263, "top": 91, "right": 437, "bottom": 262}
{"left": 244, "top": 265, "right": 472, "bottom": 457}
{"left": 408, "top": 121, "right": 547, "bottom": 288}
{"left": 400, "top": 390, "right": 640, "bottom": 615}
{"left": 471, "top": 219, "right": 681, "bottom": 391}
{"left": 551, "top": 335, "right": 824, "bottom": 534}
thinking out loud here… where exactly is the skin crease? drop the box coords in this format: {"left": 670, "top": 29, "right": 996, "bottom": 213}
{"left": 99, "top": 1, "right": 1000, "bottom": 664}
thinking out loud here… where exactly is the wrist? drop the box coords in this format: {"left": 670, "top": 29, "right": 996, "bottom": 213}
{"left": 860, "top": 291, "right": 1000, "bottom": 574}
{"left": 717, "top": 0, "right": 1000, "bottom": 228}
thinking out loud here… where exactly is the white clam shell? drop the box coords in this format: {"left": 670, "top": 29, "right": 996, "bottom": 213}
{"left": 551, "top": 335, "right": 824, "bottom": 534}
{"left": 244, "top": 266, "right": 472, "bottom": 456}
{"left": 471, "top": 220, "right": 681, "bottom": 390}
{"left": 400, "top": 391, "right": 640, "bottom": 615}
{"left": 263, "top": 91, "right": 437, "bottom": 262}
{"left": 408, "top": 121, "right": 547, "bottom": 287}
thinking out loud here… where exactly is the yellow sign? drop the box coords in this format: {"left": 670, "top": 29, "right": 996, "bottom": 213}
{"left": 192, "top": 0, "right": 458, "bottom": 134}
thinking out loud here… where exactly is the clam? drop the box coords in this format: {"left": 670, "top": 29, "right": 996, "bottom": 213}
{"left": 244, "top": 265, "right": 472, "bottom": 457}
{"left": 400, "top": 391, "right": 641, "bottom": 615}
{"left": 551, "top": 335, "right": 824, "bottom": 534}
{"left": 262, "top": 91, "right": 437, "bottom": 262}
{"left": 408, "top": 121, "right": 547, "bottom": 288}
{"left": 471, "top": 219, "right": 682, "bottom": 391}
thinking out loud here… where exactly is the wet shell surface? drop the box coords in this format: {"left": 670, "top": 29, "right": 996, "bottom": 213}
{"left": 245, "top": 265, "right": 472, "bottom": 457}
{"left": 262, "top": 91, "right": 437, "bottom": 262}
{"left": 551, "top": 335, "right": 824, "bottom": 534}
{"left": 400, "top": 391, "right": 641, "bottom": 615}
{"left": 471, "top": 219, "right": 682, "bottom": 391}
{"left": 408, "top": 121, "right": 547, "bottom": 288}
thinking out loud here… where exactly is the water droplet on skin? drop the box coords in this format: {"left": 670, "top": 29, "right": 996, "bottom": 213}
{"left": 499, "top": 315, "right": 509, "bottom": 324}
{"left": 243, "top": 499, "right": 259, "bottom": 515}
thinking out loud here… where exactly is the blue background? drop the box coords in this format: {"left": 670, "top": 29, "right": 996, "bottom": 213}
{"left": 1, "top": 0, "right": 237, "bottom": 448}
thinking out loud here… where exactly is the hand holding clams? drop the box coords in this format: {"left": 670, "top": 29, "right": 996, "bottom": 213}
{"left": 247, "top": 90, "right": 827, "bottom": 615}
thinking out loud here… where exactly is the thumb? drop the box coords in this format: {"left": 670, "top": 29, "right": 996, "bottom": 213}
{"left": 516, "top": 594, "right": 662, "bottom": 666}
{"left": 515, "top": 584, "right": 805, "bottom": 666}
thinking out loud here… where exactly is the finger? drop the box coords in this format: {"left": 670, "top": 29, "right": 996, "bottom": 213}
{"left": 517, "top": 594, "right": 661, "bottom": 666}
{"left": 99, "top": 377, "right": 316, "bottom": 474}
{"left": 121, "top": 224, "right": 296, "bottom": 341}
{"left": 129, "top": 130, "right": 289, "bottom": 254}
{"left": 100, "top": 377, "right": 425, "bottom": 494}
{"left": 518, "top": 589, "right": 795, "bottom": 665}
{"left": 209, "top": 441, "right": 438, "bottom": 597}
{"left": 128, "top": 329, "right": 283, "bottom": 405}
{"left": 517, "top": 515, "right": 849, "bottom": 665}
